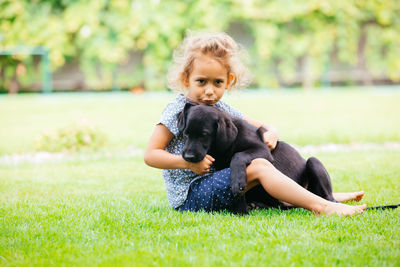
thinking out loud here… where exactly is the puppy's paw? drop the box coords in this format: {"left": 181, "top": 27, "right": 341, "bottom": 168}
{"left": 231, "top": 181, "right": 247, "bottom": 196}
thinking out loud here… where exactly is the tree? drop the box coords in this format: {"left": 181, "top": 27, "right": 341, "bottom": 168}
{"left": 1, "top": 0, "right": 399, "bottom": 91}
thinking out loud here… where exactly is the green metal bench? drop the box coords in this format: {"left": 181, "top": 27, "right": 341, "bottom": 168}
{"left": 0, "top": 46, "right": 52, "bottom": 93}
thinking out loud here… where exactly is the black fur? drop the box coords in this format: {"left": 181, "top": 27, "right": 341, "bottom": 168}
{"left": 178, "top": 102, "right": 337, "bottom": 215}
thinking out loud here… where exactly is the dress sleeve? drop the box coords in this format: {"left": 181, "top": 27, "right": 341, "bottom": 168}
{"left": 158, "top": 96, "right": 186, "bottom": 136}
{"left": 216, "top": 100, "right": 243, "bottom": 119}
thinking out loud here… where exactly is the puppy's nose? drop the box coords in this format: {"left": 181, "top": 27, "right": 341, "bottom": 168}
{"left": 183, "top": 151, "right": 198, "bottom": 162}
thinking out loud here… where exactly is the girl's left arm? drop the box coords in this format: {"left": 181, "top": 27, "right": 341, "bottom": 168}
{"left": 243, "top": 116, "right": 279, "bottom": 150}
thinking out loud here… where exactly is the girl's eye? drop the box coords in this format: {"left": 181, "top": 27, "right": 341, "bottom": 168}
{"left": 215, "top": 80, "right": 224, "bottom": 85}
{"left": 197, "top": 79, "right": 205, "bottom": 84}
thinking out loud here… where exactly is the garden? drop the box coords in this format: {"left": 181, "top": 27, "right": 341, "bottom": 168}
{"left": 2, "top": 0, "right": 400, "bottom": 265}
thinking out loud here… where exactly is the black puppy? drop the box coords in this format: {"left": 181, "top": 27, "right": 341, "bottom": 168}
{"left": 178, "top": 102, "right": 337, "bottom": 214}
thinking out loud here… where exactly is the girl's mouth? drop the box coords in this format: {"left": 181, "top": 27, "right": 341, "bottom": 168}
{"left": 202, "top": 100, "right": 214, "bottom": 105}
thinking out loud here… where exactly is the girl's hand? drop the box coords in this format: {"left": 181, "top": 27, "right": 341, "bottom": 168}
{"left": 187, "top": 154, "right": 215, "bottom": 175}
{"left": 263, "top": 130, "right": 279, "bottom": 150}
{"left": 242, "top": 116, "right": 279, "bottom": 151}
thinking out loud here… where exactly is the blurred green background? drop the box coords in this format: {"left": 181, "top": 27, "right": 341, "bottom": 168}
{"left": 1, "top": 0, "right": 400, "bottom": 93}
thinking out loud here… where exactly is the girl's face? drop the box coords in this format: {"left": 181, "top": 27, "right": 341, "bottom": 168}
{"left": 184, "top": 55, "right": 233, "bottom": 106}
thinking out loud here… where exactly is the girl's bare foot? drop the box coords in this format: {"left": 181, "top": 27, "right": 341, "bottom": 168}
{"left": 317, "top": 202, "right": 367, "bottom": 217}
{"left": 333, "top": 191, "right": 364, "bottom": 203}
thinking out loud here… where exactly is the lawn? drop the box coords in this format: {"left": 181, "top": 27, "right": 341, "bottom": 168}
{"left": 1, "top": 88, "right": 400, "bottom": 266}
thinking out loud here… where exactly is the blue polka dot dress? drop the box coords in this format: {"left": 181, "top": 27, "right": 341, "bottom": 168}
{"left": 178, "top": 168, "right": 235, "bottom": 212}
{"left": 158, "top": 94, "right": 243, "bottom": 212}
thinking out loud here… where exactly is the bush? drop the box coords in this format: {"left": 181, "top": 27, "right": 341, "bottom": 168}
{"left": 35, "top": 118, "right": 107, "bottom": 152}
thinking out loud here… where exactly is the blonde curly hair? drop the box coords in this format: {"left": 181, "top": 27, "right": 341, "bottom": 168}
{"left": 167, "top": 31, "right": 252, "bottom": 93}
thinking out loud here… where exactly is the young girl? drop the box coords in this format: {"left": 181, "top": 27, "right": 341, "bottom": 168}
{"left": 144, "top": 31, "right": 366, "bottom": 216}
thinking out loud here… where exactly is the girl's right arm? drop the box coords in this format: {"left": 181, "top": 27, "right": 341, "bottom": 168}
{"left": 144, "top": 124, "right": 214, "bottom": 174}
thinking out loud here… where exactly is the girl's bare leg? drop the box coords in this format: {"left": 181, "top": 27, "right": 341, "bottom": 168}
{"left": 246, "top": 159, "right": 366, "bottom": 216}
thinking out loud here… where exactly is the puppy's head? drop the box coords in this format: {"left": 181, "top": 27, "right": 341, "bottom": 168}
{"left": 178, "top": 102, "right": 237, "bottom": 163}
{"left": 178, "top": 103, "right": 218, "bottom": 162}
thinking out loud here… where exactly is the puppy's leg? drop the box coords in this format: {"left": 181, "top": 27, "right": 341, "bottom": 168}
{"left": 230, "top": 152, "right": 251, "bottom": 215}
{"left": 304, "top": 157, "right": 336, "bottom": 202}
{"left": 230, "top": 152, "right": 250, "bottom": 196}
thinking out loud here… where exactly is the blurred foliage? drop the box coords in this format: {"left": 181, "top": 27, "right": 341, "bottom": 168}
{"left": 1, "top": 0, "right": 400, "bottom": 90}
{"left": 35, "top": 118, "right": 107, "bottom": 152}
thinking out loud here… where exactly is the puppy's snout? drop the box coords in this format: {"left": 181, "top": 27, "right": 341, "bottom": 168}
{"left": 182, "top": 151, "right": 197, "bottom": 162}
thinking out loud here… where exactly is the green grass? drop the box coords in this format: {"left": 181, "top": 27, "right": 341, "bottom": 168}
{"left": 1, "top": 152, "right": 399, "bottom": 266}
{"left": 1, "top": 89, "right": 400, "bottom": 266}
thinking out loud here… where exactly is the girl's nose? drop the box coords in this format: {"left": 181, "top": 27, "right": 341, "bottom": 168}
{"left": 205, "top": 86, "right": 214, "bottom": 95}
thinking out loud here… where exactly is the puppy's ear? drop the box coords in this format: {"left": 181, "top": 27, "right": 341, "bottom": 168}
{"left": 177, "top": 102, "right": 197, "bottom": 132}
{"left": 216, "top": 115, "right": 238, "bottom": 151}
